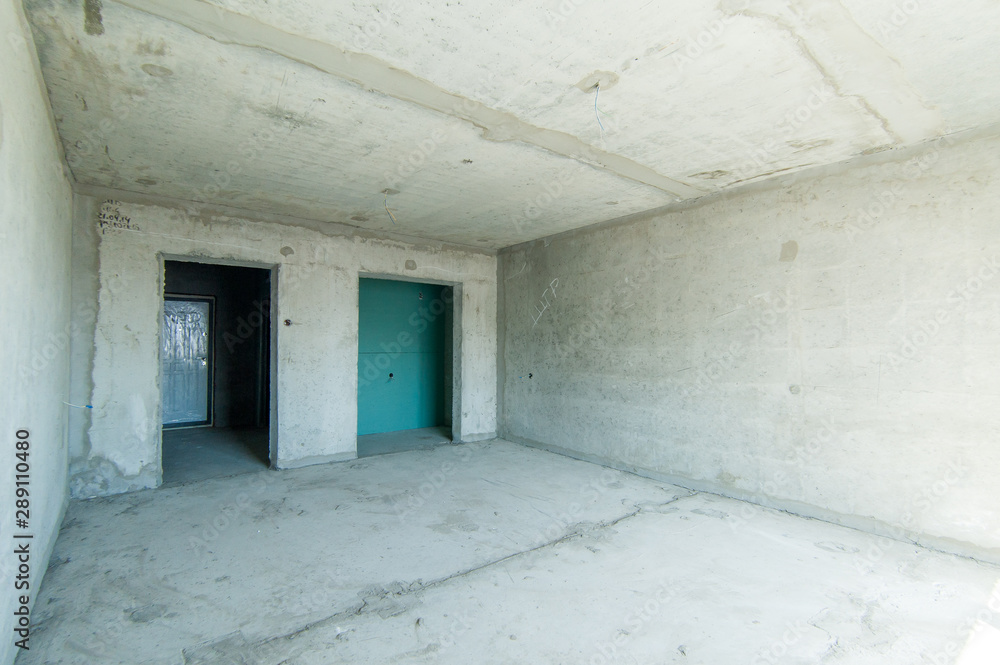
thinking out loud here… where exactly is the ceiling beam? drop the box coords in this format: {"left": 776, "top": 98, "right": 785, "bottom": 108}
{"left": 113, "top": 0, "right": 706, "bottom": 201}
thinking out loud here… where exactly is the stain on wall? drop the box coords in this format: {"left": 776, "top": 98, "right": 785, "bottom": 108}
{"left": 83, "top": 0, "right": 104, "bottom": 36}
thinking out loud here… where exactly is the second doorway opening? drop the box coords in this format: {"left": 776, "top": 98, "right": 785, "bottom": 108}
{"left": 357, "top": 277, "right": 454, "bottom": 456}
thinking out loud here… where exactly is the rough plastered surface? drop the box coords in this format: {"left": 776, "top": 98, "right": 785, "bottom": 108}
{"left": 0, "top": 1, "right": 74, "bottom": 664}
{"left": 23, "top": 0, "right": 680, "bottom": 248}
{"left": 20, "top": 442, "right": 1000, "bottom": 664}
{"left": 72, "top": 195, "right": 496, "bottom": 498}
{"left": 24, "top": 0, "right": 1000, "bottom": 247}
{"left": 499, "top": 129, "right": 1000, "bottom": 562}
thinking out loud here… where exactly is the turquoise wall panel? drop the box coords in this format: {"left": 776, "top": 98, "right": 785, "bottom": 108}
{"left": 357, "top": 279, "right": 449, "bottom": 435}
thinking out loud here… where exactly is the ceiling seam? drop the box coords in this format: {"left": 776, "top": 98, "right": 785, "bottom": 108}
{"left": 111, "top": 0, "right": 707, "bottom": 201}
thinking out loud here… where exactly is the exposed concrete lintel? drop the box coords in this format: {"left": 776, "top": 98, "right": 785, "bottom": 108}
{"left": 111, "top": 0, "right": 705, "bottom": 200}
{"left": 73, "top": 182, "right": 498, "bottom": 256}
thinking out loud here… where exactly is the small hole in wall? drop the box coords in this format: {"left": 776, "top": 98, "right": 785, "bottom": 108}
{"left": 418, "top": 292, "right": 423, "bottom": 300}
{"left": 389, "top": 373, "right": 394, "bottom": 379}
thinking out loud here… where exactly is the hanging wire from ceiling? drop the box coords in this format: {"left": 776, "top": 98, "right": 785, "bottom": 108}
{"left": 384, "top": 192, "right": 398, "bottom": 225}
{"left": 594, "top": 84, "right": 606, "bottom": 134}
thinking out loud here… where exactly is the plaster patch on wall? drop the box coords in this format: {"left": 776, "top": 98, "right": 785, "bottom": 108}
{"left": 779, "top": 240, "right": 798, "bottom": 262}
{"left": 575, "top": 71, "right": 620, "bottom": 93}
{"left": 69, "top": 457, "right": 158, "bottom": 498}
{"left": 141, "top": 63, "right": 173, "bottom": 77}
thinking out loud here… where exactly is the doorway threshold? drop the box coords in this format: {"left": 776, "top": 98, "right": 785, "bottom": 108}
{"left": 357, "top": 426, "right": 452, "bottom": 458}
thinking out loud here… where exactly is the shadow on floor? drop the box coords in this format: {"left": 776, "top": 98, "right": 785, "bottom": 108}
{"left": 162, "top": 426, "right": 269, "bottom": 485}
{"left": 356, "top": 426, "right": 451, "bottom": 458}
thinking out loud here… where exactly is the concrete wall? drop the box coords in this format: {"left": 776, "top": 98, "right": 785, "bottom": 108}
{"left": 498, "top": 128, "right": 1000, "bottom": 563}
{"left": 70, "top": 196, "right": 497, "bottom": 497}
{"left": 0, "top": 1, "right": 74, "bottom": 662}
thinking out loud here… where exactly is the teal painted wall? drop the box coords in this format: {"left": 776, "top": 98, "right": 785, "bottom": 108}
{"left": 357, "top": 279, "right": 450, "bottom": 435}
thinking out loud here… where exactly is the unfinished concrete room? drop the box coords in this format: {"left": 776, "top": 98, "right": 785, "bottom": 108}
{"left": 1, "top": 0, "right": 999, "bottom": 663}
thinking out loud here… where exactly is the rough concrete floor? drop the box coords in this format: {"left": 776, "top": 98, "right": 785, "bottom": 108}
{"left": 161, "top": 427, "right": 269, "bottom": 485}
{"left": 20, "top": 441, "right": 1000, "bottom": 664}
{"left": 356, "top": 426, "right": 452, "bottom": 458}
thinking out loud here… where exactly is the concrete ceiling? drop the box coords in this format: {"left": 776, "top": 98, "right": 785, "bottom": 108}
{"left": 24, "top": 0, "right": 1000, "bottom": 249}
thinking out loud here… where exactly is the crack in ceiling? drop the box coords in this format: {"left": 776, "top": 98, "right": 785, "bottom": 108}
{"left": 114, "top": 0, "right": 705, "bottom": 201}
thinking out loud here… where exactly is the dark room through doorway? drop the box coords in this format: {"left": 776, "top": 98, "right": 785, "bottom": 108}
{"left": 161, "top": 260, "right": 272, "bottom": 484}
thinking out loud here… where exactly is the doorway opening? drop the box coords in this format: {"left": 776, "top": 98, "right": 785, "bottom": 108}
{"left": 357, "top": 277, "right": 454, "bottom": 457}
{"left": 161, "top": 260, "right": 273, "bottom": 484}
